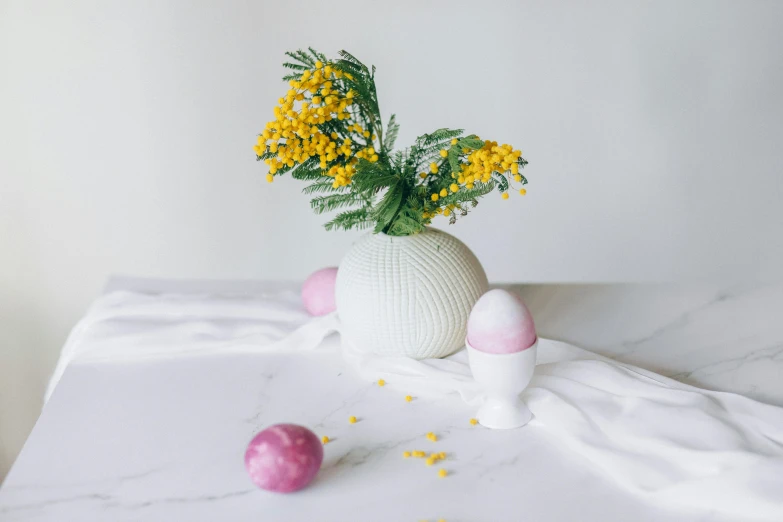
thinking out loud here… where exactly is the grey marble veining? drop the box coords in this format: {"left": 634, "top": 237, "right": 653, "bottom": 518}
{"left": 513, "top": 283, "right": 783, "bottom": 406}
{"left": 0, "top": 280, "right": 781, "bottom": 521}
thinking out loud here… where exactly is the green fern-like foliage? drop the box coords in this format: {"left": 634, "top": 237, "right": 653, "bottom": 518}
{"left": 254, "top": 48, "right": 528, "bottom": 235}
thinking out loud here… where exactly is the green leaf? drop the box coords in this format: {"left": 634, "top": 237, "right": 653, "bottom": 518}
{"left": 290, "top": 162, "right": 323, "bottom": 181}
{"left": 458, "top": 137, "right": 484, "bottom": 149}
{"left": 285, "top": 50, "right": 315, "bottom": 68}
{"left": 350, "top": 158, "right": 397, "bottom": 194}
{"left": 388, "top": 215, "right": 424, "bottom": 236}
{"left": 310, "top": 193, "right": 364, "bottom": 214}
{"left": 302, "top": 181, "right": 337, "bottom": 195}
{"left": 384, "top": 114, "right": 399, "bottom": 152}
{"left": 307, "top": 47, "right": 327, "bottom": 63}
{"left": 494, "top": 173, "right": 509, "bottom": 192}
{"left": 448, "top": 146, "right": 461, "bottom": 174}
{"left": 324, "top": 208, "right": 373, "bottom": 231}
{"left": 385, "top": 197, "right": 426, "bottom": 236}
{"left": 371, "top": 181, "right": 403, "bottom": 233}
{"left": 353, "top": 174, "right": 398, "bottom": 192}
{"left": 389, "top": 150, "right": 405, "bottom": 171}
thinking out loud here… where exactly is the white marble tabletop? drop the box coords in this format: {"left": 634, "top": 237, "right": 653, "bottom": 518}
{"left": 1, "top": 279, "right": 781, "bottom": 521}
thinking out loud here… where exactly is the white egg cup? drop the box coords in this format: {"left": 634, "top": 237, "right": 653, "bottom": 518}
{"left": 466, "top": 338, "right": 538, "bottom": 430}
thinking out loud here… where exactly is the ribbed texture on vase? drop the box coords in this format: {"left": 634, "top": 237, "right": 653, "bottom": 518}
{"left": 335, "top": 228, "right": 488, "bottom": 359}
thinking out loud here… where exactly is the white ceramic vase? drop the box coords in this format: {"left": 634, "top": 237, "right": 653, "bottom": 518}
{"left": 335, "top": 228, "right": 488, "bottom": 359}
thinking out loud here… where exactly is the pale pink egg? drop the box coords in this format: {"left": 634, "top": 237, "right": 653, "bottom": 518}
{"left": 301, "top": 267, "right": 338, "bottom": 316}
{"left": 244, "top": 424, "right": 324, "bottom": 493}
{"left": 467, "top": 289, "right": 537, "bottom": 354}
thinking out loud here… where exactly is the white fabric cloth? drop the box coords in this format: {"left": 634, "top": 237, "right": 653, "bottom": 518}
{"left": 48, "top": 287, "right": 783, "bottom": 520}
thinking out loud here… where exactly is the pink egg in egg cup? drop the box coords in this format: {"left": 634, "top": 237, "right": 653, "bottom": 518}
{"left": 466, "top": 289, "right": 538, "bottom": 429}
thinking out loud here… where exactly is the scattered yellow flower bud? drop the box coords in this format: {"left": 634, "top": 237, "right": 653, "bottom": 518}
{"left": 426, "top": 458, "right": 435, "bottom": 466}
{"left": 450, "top": 184, "right": 459, "bottom": 193}
{"left": 439, "top": 452, "right": 446, "bottom": 459}
{"left": 266, "top": 174, "right": 274, "bottom": 183}
{"left": 514, "top": 175, "right": 522, "bottom": 183}
{"left": 403, "top": 451, "right": 411, "bottom": 458}
{"left": 443, "top": 209, "right": 451, "bottom": 217}
{"left": 315, "top": 60, "right": 323, "bottom": 68}
{"left": 439, "top": 189, "right": 447, "bottom": 198}
{"left": 426, "top": 432, "right": 438, "bottom": 442}
{"left": 439, "top": 149, "right": 448, "bottom": 158}
{"left": 519, "top": 188, "right": 527, "bottom": 196}
{"left": 450, "top": 138, "right": 458, "bottom": 145}
{"left": 469, "top": 418, "right": 478, "bottom": 425}
{"left": 431, "top": 194, "right": 439, "bottom": 202}
{"left": 502, "top": 192, "right": 509, "bottom": 200}
{"left": 377, "top": 379, "right": 386, "bottom": 386}
{"left": 349, "top": 416, "right": 357, "bottom": 424}
{"left": 321, "top": 435, "right": 330, "bottom": 444}
{"left": 438, "top": 469, "right": 448, "bottom": 478}
{"left": 405, "top": 395, "right": 413, "bottom": 402}
{"left": 429, "top": 163, "right": 438, "bottom": 173}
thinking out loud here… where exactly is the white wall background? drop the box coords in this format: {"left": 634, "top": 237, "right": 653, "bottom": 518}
{"left": 2, "top": 0, "right": 782, "bottom": 479}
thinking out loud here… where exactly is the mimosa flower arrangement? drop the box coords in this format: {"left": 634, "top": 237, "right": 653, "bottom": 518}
{"left": 254, "top": 48, "right": 528, "bottom": 236}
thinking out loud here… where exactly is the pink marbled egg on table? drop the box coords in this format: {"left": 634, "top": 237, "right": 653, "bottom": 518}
{"left": 244, "top": 424, "right": 324, "bottom": 493}
{"left": 301, "top": 267, "right": 338, "bottom": 316}
{"left": 467, "top": 289, "right": 537, "bottom": 354}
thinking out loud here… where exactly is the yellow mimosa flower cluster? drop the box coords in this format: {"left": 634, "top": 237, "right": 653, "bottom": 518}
{"left": 253, "top": 60, "right": 376, "bottom": 187}
{"left": 420, "top": 138, "right": 527, "bottom": 224}
{"left": 457, "top": 141, "right": 522, "bottom": 189}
